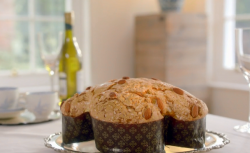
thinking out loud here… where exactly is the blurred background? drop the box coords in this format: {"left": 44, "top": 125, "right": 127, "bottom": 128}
{"left": 0, "top": 0, "right": 250, "bottom": 121}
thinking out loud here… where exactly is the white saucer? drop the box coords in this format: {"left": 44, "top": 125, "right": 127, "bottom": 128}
{"left": 0, "top": 108, "right": 26, "bottom": 119}
{"left": 0, "top": 110, "right": 61, "bottom": 125}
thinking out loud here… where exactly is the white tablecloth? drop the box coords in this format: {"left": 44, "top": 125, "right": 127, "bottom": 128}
{"left": 0, "top": 114, "right": 249, "bottom": 153}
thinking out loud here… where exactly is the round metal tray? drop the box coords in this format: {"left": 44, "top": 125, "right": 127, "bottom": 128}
{"left": 44, "top": 130, "right": 230, "bottom": 153}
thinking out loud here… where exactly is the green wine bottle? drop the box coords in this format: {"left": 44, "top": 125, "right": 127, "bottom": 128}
{"left": 58, "top": 12, "right": 82, "bottom": 102}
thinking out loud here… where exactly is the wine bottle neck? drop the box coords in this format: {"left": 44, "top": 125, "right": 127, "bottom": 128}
{"left": 65, "top": 24, "right": 73, "bottom": 38}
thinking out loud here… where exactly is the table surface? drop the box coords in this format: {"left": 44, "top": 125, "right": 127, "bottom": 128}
{"left": 0, "top": 114, "right": 249, "bottom": 153}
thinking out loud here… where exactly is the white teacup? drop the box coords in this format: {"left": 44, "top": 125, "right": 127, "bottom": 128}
{"left": 25, "top": 91, "right": 58, "bottom": 120}
{"left": 0, "top": 87, "right": 19, "bottom": 110}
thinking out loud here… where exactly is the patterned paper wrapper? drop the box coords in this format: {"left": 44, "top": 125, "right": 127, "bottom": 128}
{"left": 62, "top": 112, "right": 94, "bottom": 144}
{"left": 91, "top": 117, "right": 165, "bottom": 153}
{"left": 164, "top": 116, "right": 206, "bottom": 149}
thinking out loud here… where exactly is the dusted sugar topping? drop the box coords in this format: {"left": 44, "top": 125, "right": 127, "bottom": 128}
{"left": 61, "top": 77, "right": 208, "bottom": 123}
{"left": 60, "top": 86, "right": 93, "bottom": 117}
{"left": 89, "top": 77, "right": 208, "bottom": 123}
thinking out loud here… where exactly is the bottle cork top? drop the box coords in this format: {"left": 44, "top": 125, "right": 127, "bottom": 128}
{"left": 64, "top": 12, "right": 74, "bottom": 25}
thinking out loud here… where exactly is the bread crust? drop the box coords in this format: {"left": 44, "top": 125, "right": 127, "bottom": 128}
{"left": 61, "top": 78, "right": 208, "bottom": 123}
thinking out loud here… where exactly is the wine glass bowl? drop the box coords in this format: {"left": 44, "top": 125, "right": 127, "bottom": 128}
{"left": 234, "top": 28, "right": 250, "bottom": 133}
{"left": 38, "top": 32, "right": 63, "bottom": 92}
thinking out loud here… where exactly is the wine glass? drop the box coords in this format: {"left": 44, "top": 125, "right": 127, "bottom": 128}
{"left": 37, "top": 32, "right": 63, "bottom": 92}
{"left": 234, "top": 28, "right": 250, "bottom": 133}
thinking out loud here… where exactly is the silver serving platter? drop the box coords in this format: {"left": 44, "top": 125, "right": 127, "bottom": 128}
{"left": 0, "top": 110, "right": 61, "bottom": 125}
{"left": 44, "top": 130, "right": 230, "bottom": 153}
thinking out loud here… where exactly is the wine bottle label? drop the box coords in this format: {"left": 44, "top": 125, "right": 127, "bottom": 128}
{"left": 59, "top": 72, "right": 67, "bottom": 97}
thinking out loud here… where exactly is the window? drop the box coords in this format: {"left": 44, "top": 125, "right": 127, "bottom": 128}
{"left": 223, "top": 0, "right": 250, "bottom": 70}
{"left": 0, "top": 0, "right": 65, "bottom": 72}
{"left": 0, "top": 0, "right": 65, "bottom": 91}
{"left": 208, "top": 0, "right": 249, "bottom": 90}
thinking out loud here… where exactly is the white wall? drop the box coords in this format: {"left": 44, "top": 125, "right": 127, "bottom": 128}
{"left": 209, "top": 87, "right": 249, "bottom": 121}
{"left": 89, "top": 0, "right": 160, "bottom": 85}
{"left": 72, "top": 0, "right": 250, "bottom": 122}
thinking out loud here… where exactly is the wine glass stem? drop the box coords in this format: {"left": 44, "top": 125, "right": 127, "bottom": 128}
{"left": 248, "top": 84, "right": 250, "bottom": 123}
{"left": 50, "top": 72, "right": 54, "bottom": 92}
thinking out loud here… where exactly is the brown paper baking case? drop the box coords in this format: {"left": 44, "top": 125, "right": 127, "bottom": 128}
{"left": 164, "top": 116, "right": 206, "bottom": 149}
{"left": 62, "top": 112, "right": 94, "bottom": 144}
{"left": 91, "top": 117, "right": 165, "bottom": 153}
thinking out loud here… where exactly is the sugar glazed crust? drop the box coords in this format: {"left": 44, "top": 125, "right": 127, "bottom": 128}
{"left": 60, "top": 86, "right": 93, "bottom": 117}
{"left": 60, "top": 77, "right": 208, "bottom": 123}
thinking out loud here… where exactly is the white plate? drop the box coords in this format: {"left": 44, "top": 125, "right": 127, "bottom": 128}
{"left": 0, "top": 108, "right": 26, "bottom": 119}
{"left": 0, "top": 110, "right": 61, "bottom": 125}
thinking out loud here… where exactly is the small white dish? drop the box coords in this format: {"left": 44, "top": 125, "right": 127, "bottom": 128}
{"left": 25, "top": 91, "right": 58, "bottom": 120}
{"left": 0, "top": 87, "right": 19, "bottom": 110}
{"left": 0, "top": 107, "right": 26, "bottom": 119}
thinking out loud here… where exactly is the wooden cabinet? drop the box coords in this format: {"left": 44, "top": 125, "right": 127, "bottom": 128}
{"left": 135, "top": 13, "right": 209, "bottom": 102}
